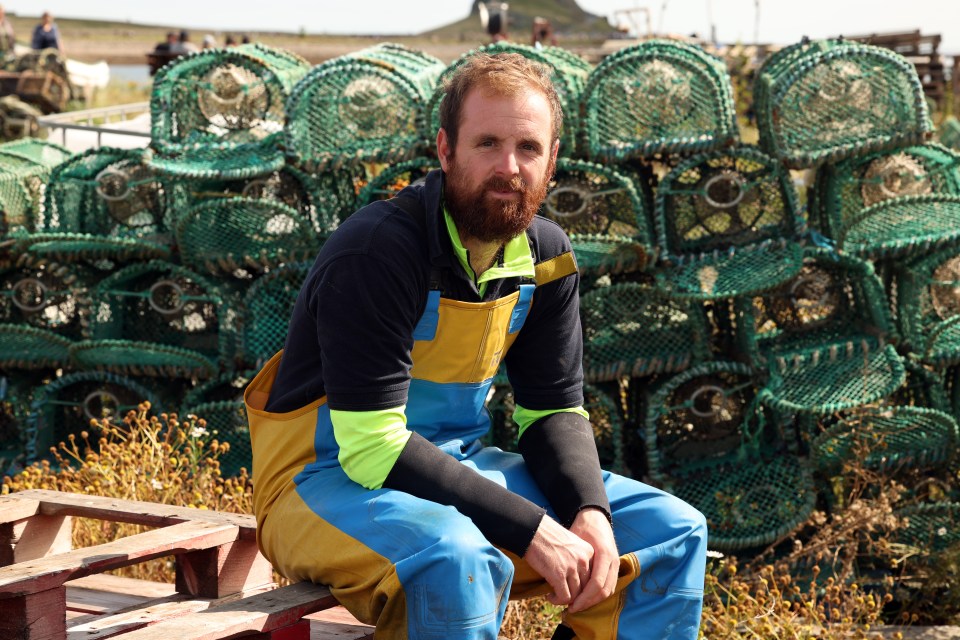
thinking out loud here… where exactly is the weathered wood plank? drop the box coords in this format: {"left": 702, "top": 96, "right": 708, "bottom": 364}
{"left": 0, "top": 514, "right": 73, "bottom": 567}
{"left": 0, "top": 520, "right": 238, "bottom": 596}
{"left": 0, "top": 496, "right": 41, "bottom": 524}
{"left": 0, "top": 583, "right": 66, "bottom": 640}
{"left": 176, "top": 537, "right": 274, "bottom": 598}
{"left": 306, "top": 606, "right": 375, "bottom": 639}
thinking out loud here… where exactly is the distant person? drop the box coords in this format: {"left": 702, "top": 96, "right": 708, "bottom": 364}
{"left": 202, "top": 34, "right": 217, "bottom": 49}
{"left": 171, "top": 30, "right": 198, "bottom": 54}
{"left": 241, "top": 34, "right": 251, "bottom": 44}
{"left": 154, "top": 31, "right": 177, "bottom": 53}
{"left": 0, "top": 5, "right": 15, "bottom": 58}
{"left": 31, "top": 11, "right": 63, "bottom": 52}
{"left": 225, "top": 34, "right": 237, "bottom": 47}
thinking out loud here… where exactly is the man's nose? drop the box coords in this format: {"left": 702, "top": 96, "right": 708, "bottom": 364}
{"left": 495, "top": 149, "right": 519, "bottom": 176}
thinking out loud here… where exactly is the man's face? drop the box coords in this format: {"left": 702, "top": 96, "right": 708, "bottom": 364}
{"left": 438, "top": 86, "right": 558, "bottom": 243}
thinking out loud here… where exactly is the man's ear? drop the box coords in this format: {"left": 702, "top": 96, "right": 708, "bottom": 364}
{"left": 550, "top": 139, "right": 560, "bottom": 164}
{"left": 437, "top": 127, "right": 451, "bottom": 172}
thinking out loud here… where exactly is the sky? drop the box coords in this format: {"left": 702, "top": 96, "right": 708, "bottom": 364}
{"left": 4, "top": 0, "right": 959, "bottom": 55}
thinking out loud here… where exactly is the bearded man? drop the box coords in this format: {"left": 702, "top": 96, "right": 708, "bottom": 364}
{"left": 245, "top": 53, "right": 707, "bottom": 640}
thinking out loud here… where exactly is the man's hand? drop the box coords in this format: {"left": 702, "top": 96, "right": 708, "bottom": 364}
{"left": 567, "top": 508, "right": 619, "bottom": 613}
{"left": 523, "top": 515, "right": 595, "bottom": 606}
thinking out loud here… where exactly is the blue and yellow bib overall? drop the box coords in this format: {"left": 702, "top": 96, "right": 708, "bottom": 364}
{"left": 244, "top": 254, "right": 706, "bottom": 639}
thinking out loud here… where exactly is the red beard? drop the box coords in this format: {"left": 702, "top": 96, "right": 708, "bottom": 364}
{"left": 443, "top": 158, "right": 554, "bottom": 243}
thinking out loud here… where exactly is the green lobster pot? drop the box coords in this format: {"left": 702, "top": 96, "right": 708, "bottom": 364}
{"left": 940, "top": 116, "right": 960, "bottom": 151}
{"left": 655, "top": 145, "right": 804, "bottom": 300}
{"left": 0, "top": 139, "right": 72, "bottom": 234}
{"left": 241, "top": 262, "right": 310, "bottom": 368}
{"left": 754, "top": 39, "right": 932, "bottom": 168}
{"left": 580, "top": 280, "right": 709, "bottom": 382}
{"left": 356, "top": 156, "right": 441, "bottom": 207}
{"left": 581, "top": 39, "right": 738, "bottom": 161}
{"left": 542, "top": 158, "right": 657, "bottom": 276}
{"left": 175, "top": 196, "right": 320, "bottom": 278}
{"left": 0, "top": 260, "right": 91, "bottom": 369}
{"left": 736, "top": 250, "right": 904, "bottom": 415}
{"left": 181, "top": 370, "right": 255, "bottom": 478}
{"left": 69, "top": 260, "right": 237, "bottom": 378}
{"left": 428, "top": 42, "right": 591, "bottom": 156}
{"left": 897, "top": 247, "right": 960, "bottom": 367}
{"left": 25, "top": 370, "right": 161, "bottom": 462}
{"left": 285, "top": 43, "right": 445, "bottom": 171}
{"left": 14, "top": 147, "right": 172, "bottom": 263}
{"left": 149, "top": 43, "right": 310, "bottom": 179}
{"left": 892, "top": 502, "right": 960, "bottom": 553}
{"left": 809, "top": 405, "right": 958, "bottom": 475}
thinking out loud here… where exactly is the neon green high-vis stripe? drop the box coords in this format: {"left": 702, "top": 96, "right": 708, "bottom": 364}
{"left": 330, "top": 406, "right": 412, "bottom": 489}
{"left": 514, "top": 405, "right": 590, "bottom": 440}
{"left": 443, "top": 208, "right": 534, "bottom": 297}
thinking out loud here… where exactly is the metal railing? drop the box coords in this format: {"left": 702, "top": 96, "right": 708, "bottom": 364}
{"left": 37, "top": 101, "right": 151, "bottom": 148}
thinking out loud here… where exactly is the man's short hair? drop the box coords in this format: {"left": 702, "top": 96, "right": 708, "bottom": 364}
{"left": 439, "top": 52, "right": 563, "bottom": 153}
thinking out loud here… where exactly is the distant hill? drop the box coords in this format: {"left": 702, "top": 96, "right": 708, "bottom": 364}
{"left": 424, "top": 0, "right": 613, "bottom": 42}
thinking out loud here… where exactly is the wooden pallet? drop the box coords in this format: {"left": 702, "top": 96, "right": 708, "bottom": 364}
{"left": 0, "top": 489, "right": 374, "bottom": 640}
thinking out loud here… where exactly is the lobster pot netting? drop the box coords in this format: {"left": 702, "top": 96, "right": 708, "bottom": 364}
{"left": 71, "top": 261, "right": 236, "bottom": 378}
{"left": 355, "top": 157, "right": 441, "bottom": 207}
{"left": 428, "top": 42, "right": 591, "bottom": 155}
{"left": 897, "top": 248, "right": 960, "bottom": 367}
{"left": 20, "top": 147, "right": 172, "bottom": 262}
{"left": 484, "top": 381, "right": 627, "bottom": 473}
{"left": 542, "top": 158, "right": 657, "bottom": 276}
{"left": 0, "top": 261, "right": 91, "bottom": 368}
{"left": 580, "top": 280, "right": 709, "bottom": 382}
{"left": 809, "top": 405, "right": 958, "bottom": 475}
{"left": 175, "top": 196, "right": 319, "bottom": 278}
{"left": 0, "top": 139, "right": 72, "bottom": 234}
{"left": 737, "top": 251, "right": 905, "bottom": 414}
{"left": 25, "top": 370, "right": 162, "bottom": 463}
{"left": 643, "top": 361, "right": 764, "bottom": 484}
{"left": 654, "top": 146, "right": 804, "bottom": 300}
{"left": 181, "top": 371, "right": 254, "bottom": 478}
{"left": 149, "top": 43, "right": 310, "bottom": 178}
{"left": 940, "top": 116, "right": 960, "bottom": 151}
{"left": 241, "top": 263, "right": 310, "bottom": 367}
{"left": 754, "top": 39, "right": 932, "bottom": 168}
{"left": 285, "top": 43, "right": 445, "bottom": 171}
{"left": 581, "top": 39, "right": 738, "bottom": 161}
{"left": 671, "top": 454, "right": 817, "bottom": 552}
{"left": 811, "top": 144, "right": 960, "bottom": 259}
{"left": 892, "top": 503, "right": 960, "bottom": 553}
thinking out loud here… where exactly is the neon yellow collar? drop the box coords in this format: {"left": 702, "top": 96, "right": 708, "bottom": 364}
{"left": 443, "top": 207, "right": 535, "bottom": 294}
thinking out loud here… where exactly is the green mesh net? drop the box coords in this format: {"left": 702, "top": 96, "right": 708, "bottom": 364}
{"left": 543, "top": 158, "right": 657, "bottom": 276}
{"left": 654, "top": 146, "right": 804, "bottom": 300}
{"left": 809, "top": 405, "right": 958, "bottom": 474}
{"left": 70, "top": 260, "right": 236, "bottom": 378}
{"left": 355, "top": 157, "right": 441, "bottom": 206}
{"left": 670, "top": 454, "right": 817, "bottom": 551}
{"left": 24, "top": 370, "right": 161, "bottom": 463}
{"left": 428, "top": 42, "right": 591, "bottom": 155}
{"left": 643, "top": 361, "right": 762, "bottom": 484}
{"left": 285, "top": 43, "right": 445, "bottom": 171}
{"left": 737, "top": 250, "right": 905, "bottom": 414}
{"left": 893, "top": 503, "right": 960, "bottom": 553}
{"left": 241, "top": 263, "right": 310, "bottom": 367}
{"left": 181, "top": 371, "right": 254, "bottom": 478}
{"left": 16, "top": 147, "right": 172, "bottom": 262}
{"left": 835, "top": 194, "right": 960, "bottom": 261}
{"left": 896, "top": 247, "right": 960, "bottom": 367}
{"left": 582, "top": 39, "right": 738, "bottom": 161}
{"left": 150, "top": 43, "right": 310, "bottom": 178}
{"left": 483, "top": 380, "right": 627, "bottom": 473}
{"left": 580, "top": 280, "right": 709, "bottom": 381}
{"left": 754, "top": 39, "right": 933, "bottom": 168}
{"left": 940, "top": 116, "right": 960, "bottom": 151}
{"left": 175, "top": 196, "right": 320, "bottom": 278}
{"left": 0, "top": 260, "right": 90, "bottom": 368}
{"left": 0, "top": 139, "right": 72, "bottom": 234}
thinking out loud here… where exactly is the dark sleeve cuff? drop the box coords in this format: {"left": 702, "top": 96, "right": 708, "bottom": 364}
{"left": 517, "top": 411, "right": 611, "bottom": 528}
{"left": 382, "top": 432, "right": 546, "bottom": 556}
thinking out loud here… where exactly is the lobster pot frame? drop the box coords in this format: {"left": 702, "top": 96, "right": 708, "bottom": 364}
{"left": 543, "top": 158, "right": 657, "bottom": 277}
{"left": 24, "top": 370, "right": 162, "bottom": 463}
{"left": 0, "top": 139, "right": 72, "bottom": 234}
{"left": 754, "top": 39, "right": 932, "bottom": 168}
{"left": 737, "top": 250, "right": 905, "bottom": 415}
{"left": 940, "top": 116, "right": 960, "bottom": 151}
{"left": 175, "top": 196, "right": 319, "bottom": 278}
{"left": 181, "top": 370, "right": 254, "bottom": 478}
{"left": 149, "top": 43, "right": 310, "bottom": 179}
{"left": 0, "top": 260, "right": 92, "bottom": 369}
{"left": 17, "top": 147, "right": 172, "bottom": 263}
{"left": 355, "top": 156, "right": 441, "bottom": 208}
{"left": 241, "top": 262, "right": 310, "bottom": 368}
{"left": 580, "top": 280, "right": 709, "bottom": 382}
{"left": 581, "top": 39, "right": 738, "bottom": 162}
{"left": 70, "top": 260, "right": 237, "bottom": 378}
{"left": 892, "top": 503, "right": 960, "bottom": 553}
{"left": 811, "top": 144, "right": 960, "bottom": 260}
{"left": 428, "top": 42, "right": 592, "bottom": 156}
{"left": 285, "top": 43, "right": 445, "bottom": 171}
{"left": 897, "top": 247, "right": 960, "bottom": 368}
{"left": 654, "top": 146, "right": 804, "bottom": 300}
